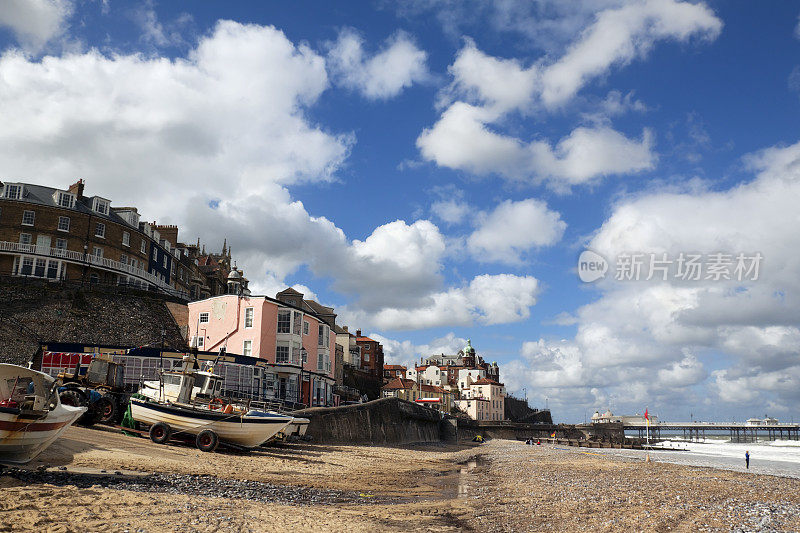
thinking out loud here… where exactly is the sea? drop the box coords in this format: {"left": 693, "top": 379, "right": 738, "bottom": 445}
{"left": 597, "top": 436, "right": 800, "bottom": 479}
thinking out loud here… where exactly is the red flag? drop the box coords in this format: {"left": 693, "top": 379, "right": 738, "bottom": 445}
{"left": 644, "top": 408, "right": 649, "bottom": 421}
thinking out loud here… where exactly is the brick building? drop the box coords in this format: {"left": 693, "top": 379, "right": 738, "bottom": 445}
{"left": 0, "top": 179, "right": 247, "bottom": 303}
{"left": 0, "top": 179, "right": 184, "bottom": 298}
{"left": 355, "top": 330, "right": 384, "bottom": 378}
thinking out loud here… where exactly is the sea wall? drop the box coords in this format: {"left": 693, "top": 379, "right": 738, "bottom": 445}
{"left": 294, "top": 397, "right": 445, "bottom": 445}
{"left": 0, "top": 277, "right": 187, "bottom": 366}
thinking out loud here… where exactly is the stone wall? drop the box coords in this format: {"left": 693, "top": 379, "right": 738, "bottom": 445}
{"left": 294, "top": 397, "right": 445, "bottom": 445}
{"left": 0, "top": 276, "right": 187, "bottom": 366}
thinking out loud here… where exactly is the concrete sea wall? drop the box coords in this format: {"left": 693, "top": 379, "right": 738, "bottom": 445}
{"left": 295, "top": 397, "right": 446, "bottom": 445}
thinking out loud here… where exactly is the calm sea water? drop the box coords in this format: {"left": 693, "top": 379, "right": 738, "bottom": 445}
{"left": 596, "top": 438, "right": 800, "bottom": 479}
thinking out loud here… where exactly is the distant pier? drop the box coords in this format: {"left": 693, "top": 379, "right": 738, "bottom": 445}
{"left": 622, "top": 422, "right": 800, "bottom": 443}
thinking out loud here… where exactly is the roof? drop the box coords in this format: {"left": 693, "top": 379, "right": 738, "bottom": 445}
{"left": 356, "top": 336, "right": 377, "bottom": 343}
{"left": 382, "top": 378, "right": 416, "bottom": 390}
{"left": 384, "top": 364, "right": 407, "bottom": 370}
{"left": 472, "top": 378, "right": 504, "bottom": 386}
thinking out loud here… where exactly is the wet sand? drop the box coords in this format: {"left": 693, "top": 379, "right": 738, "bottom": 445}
{"left": 2, "top": 429, "right": 800, "bottom": 532}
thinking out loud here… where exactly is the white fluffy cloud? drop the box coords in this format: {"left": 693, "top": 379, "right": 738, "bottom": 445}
{"left": 418, "top": 0, "right": 719, "bottom": 190}
{"left": 326, "top": 28, "right": 428, "bottom": 99}
{"left": 468, "top": 198, "right": 566, "bottom": 263}
{"left": 506, "top": 140, "right": 800, "bottom": 418}
{"left": 0, "top": 0, "right": 72, "bottom": 52}
{"left": 341, "top": 273, "right": 540, "bottom": 330}
{"left": 540, "top": 0, "right": 722, "bottom": 107}
{"left": 417, "top": 102, "right": 655, "bottom": 189}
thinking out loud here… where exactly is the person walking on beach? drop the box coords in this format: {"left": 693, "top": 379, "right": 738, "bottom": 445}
{"left": 745, "top": 450, "right": 750, "bottom": 469}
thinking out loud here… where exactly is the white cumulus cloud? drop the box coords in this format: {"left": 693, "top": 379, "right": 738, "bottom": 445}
{"left": 327, "top": 28, "right": 428, "bottom": 100}
{"left": 468, "top": 198, "right": 566, "bottom": 263}
{"left": 0, "top": 0, "right": 73, "bottom": 52}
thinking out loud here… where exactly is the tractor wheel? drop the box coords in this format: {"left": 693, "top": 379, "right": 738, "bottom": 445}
{"left": 195, "top": 430, "right": 219, "bottom": 452}
{"left": 96, "top": 395, "right": 118, "bottom": 425}
{"left": 149, "top": 422, "right": 172, "bottom": 444}
{"left": 59, "top": 388, "right": 98, "bottom": 426}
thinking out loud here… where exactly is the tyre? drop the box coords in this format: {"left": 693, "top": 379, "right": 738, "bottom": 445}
{"left": 149, "top": 422, "right": 172, "bottom": 444}
{"left": 96, "top": 395, "right": 118, "bottom": 425}
{"left": 59, "top": 388, "right": 87, "bottom": 408}
{"left": 195, "top": 430, "right": 219, "bottom": 452}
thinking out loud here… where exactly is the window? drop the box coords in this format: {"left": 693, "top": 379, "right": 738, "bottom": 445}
{"left": 140, "top": 240, "right": 146, "bottom": 254}
{"left": 122, "top": 231, "right": 130, "bottom": 247}
{"left": 46, "top": 260, "right": 59, "bottom": 279}
{"left": 199, "top": 312, "right": 209, "bottom": 323}
{"left": 93, "top": 198, "right": 109, "bottom": 215}
{"left": 364, "top": 353, "right": 370, "bottom": 362}
{"left": 196, "top": 336, "right": 204, "bottom": 348}
{"left": 55, "top": 238, "right": 67, "bottom": 250}
{"left": 56, "top": 216, "right": 70, "bottom": 232}
{"left": 93, "top": 247, "right": 103, "bottom": 258}
{"left": 19, "top": 233, "right": 32, "bottom": 245}
{"left": 162, "top": 255, "right": 167, "bottom": 268}
{"left": 243, "top": 340, "right": 252, "bottom": 357}
{"left": 120, "top": 253, "right": 128, "bottom": 265}
{"left": 4, "top": 184, "right": 22, "bottom": 199}
{"left": 22, "top": 210, "right": 35, "bottom": 226}
{"left": 317, "top": 354, "right": 324, "bottom": 371}
{"left": 276, "top": 345, "right": 290, "bottom": 364}
{"left": 95, "top": 222, "right": 105, "bottom": 238}
{"left": 56, "top": 192, "right": 74, "bottom": 208}
{"left": 34, "top": 258, "right": 46, "bottom": 277}
{"left": 303, "top": 321, "right": 309, "bottom": 335}
{"left": 244, "top": 307, "right": 254, "bottom": 328}
{"left": 277, "top": 311, "right": 291, "bottom": 333}
{"left": 20, "top": 257, "right": 33, "bottom": 276}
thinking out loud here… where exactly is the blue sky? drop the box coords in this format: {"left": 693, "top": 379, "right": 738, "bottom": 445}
{"left": 1, "top": 1, "right": 800, "bottom": 423}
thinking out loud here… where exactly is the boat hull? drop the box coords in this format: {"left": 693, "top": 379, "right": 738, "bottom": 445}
{"left": 0, "top": 404, "right": 86, "bottom": 464}
{"left": 130, "top": 398, "right": 293, "bottom": 448}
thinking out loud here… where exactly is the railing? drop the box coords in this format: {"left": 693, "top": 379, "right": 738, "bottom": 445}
{"left": 0, "top": 240, "right": 188, "bottom": 300}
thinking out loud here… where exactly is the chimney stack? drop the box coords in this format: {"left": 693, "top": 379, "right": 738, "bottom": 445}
{"left": 356, "top": 329, "right": 361, "bottom": 337}
{"left": 68, "top": 179, "right": 84, "bottom": 198}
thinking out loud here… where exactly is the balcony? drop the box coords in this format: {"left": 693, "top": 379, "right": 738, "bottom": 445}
{"left": 0, "top": 241, "right": 188, "bottom": 300}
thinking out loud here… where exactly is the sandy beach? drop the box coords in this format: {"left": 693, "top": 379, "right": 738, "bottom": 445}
{"left": 2, "top": 429, "right": 800, "bottom": 532}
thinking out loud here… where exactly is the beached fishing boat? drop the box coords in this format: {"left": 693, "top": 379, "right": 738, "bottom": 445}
{"left": 0, "top": 364, "right": 87, "bottom": 463}
{"left": 131, "top": 355, "right": 293, "bottom": 451}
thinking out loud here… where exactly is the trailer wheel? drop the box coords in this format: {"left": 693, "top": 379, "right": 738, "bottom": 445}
{"left": 149, "top": 422, "right": 172, "bottom": 444}
{"left": 96, "top": 395, "right": 118, "bottom": 425}
{"left": 196, "top": 430, "right": 219, "bottom": 452}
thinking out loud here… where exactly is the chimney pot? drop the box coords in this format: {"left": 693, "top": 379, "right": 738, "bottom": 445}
{"left": 356, "top": 329, "right": 361, "bottom": 337}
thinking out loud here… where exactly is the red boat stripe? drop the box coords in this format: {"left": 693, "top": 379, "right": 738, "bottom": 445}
{"left": 0, "top": 420, "right": 69, "bottom": 432}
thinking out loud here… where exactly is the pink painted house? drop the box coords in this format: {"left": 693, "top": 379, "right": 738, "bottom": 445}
{"left": 188, "top": 288, "right": 336, "bottom": 407}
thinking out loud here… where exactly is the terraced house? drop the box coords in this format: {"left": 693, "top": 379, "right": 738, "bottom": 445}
{"left": 0, "top": 179, "right": 184, "bottom": 298}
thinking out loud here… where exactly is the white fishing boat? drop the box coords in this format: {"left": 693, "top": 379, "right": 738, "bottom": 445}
{"left": 131, "top": 355, "right": 293, "bottom": 451}
{"left": 0, "top": 363, "right": 86, "bottom": 463}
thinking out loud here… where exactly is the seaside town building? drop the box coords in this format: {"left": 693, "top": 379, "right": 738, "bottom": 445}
{"left": 0, "top": 179, "right": 245, "bottom": 303}
{"left": 187, "top": 288, "right": 336, "bottom": 407}
{"left": 383, "top": 364, "right": 407, "bottom": 382}
{"left": 407, "top": 340, "right": 500, "bottom": 395}
{"left": 381, "top": 377, "right": 454, "bottom": 412}
{"left": 355, "top": 330, "right": 384, "bottom": 378}
{"left": 454, "top": 378, "right": 506, "bottom": 421}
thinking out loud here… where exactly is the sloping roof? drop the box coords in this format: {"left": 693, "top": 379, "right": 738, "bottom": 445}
{"left": 384, "top": 365, "right": 407, "bottom": 370}
{"left": 356, "top": 336, "right": 377, "bottom": 343}
{"left": 305, "top": 299, "right": 335, "bottom": 316}
{"left": 421, "top": 384, "right": 448, "bottom": 394}
{"left": 382, "top": 378, "right": 416, "bottom": 390}
{"left": 472, "top": 378, "right": 503, "bottom": 386}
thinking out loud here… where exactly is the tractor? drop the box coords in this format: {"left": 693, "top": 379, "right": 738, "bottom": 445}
{"left": 57, "top": 355, "right": 128, "bottom": 426}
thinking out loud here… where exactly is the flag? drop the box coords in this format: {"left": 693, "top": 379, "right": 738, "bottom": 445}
{"left": 550, "top": 432, "right": 556, "bottom": 438}
{"left": 644, "top": 408, "right": 650, "bottom": 425}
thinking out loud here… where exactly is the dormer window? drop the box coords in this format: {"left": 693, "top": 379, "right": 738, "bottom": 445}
{"left": 92, "top": 198, "right": 109, "bottom": 215}
{"left": 54, "top": 191, "right": 75, "bottom": 208}
{"left": 3, "top": 184, "right": 22, "bottom": 199}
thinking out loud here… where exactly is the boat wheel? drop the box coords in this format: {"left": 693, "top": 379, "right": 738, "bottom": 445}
{"left": 149, "top": 422, "right": 172, "bottom": 444}
{"left": 196, "top": 430, "right": 219, "bottom": 452}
